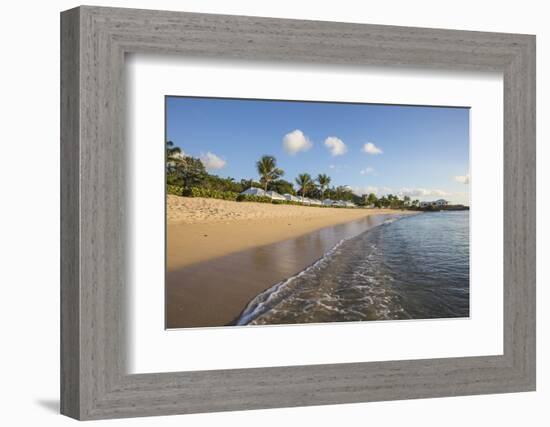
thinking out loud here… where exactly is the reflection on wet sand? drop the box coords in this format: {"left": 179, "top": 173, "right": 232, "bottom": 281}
{"left": 166, "top": 214, "right": 397, "bottom": 328}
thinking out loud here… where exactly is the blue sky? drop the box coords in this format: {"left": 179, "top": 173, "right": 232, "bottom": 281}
{"left": 166, "top": 96, "right": 470, "bottom": 204}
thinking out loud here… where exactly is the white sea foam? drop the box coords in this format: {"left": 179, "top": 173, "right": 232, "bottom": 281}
{"left": 236, "top": 216, "right": 410, "bottom": 325}
{"left": 235, "top": 210, "right": 471, "bottom": 327}
{"left": 235, "top": 237, "right": 350, "bottom": 325}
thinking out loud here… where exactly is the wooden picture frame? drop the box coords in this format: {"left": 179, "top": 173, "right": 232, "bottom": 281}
{"left": 60, "top": 5, "right": 536, "bottom": 420}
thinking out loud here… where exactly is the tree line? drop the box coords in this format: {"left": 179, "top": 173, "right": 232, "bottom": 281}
{"left": 363, "top": 193, "right": 420, "bottom": 209}
{"left": 166, "top": 142, "right": 435, "bottom": 209}
{"left": 167, "top": 142, "right": 362, "bottom": 204}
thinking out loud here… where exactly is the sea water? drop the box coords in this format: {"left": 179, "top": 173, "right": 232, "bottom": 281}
{"left": 236, "top": 211, "right": 470, "bottom": 325}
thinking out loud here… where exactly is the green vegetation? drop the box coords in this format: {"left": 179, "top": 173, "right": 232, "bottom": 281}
{"left": 362, "top": 193, "right": 409, "bottom": 209}
{"left": 166, "top": 156, "right": 207, "bottom": 189}
{"left": 166, "top": 140, "right": 182, "bottom": 165}
{"left": 270, "top": 179, "right": 296, "bottom": 196}
{"left": 316, "top": 174, "right": 331, "bottom": 199}
{"left": 182, "top": 187, "right": 239, "bottom": 201}
{"left": 166, "top": 184, "right": 184, "bottom": 196}
{"left": 167, "top": 184, "right": 184, "bottom": 196}
{"left": 365, "top": 192, "right": 378, "bottom": 206}
{"left": 166, "top": 141, "right": 440, "bottom": 209}
{"left": 167, "top": 140, "right": 363, "bottom": 205}
{"left": 295, "top": 173, "right": 313, "bottom": 198}
{"left": 236, "top": 194, "right": 273, "bottom": 203}
{"left": 256, "top": 155, "right": 284, "bottom": 192}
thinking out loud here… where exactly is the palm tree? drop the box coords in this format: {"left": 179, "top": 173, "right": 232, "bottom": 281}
{"left": 256, "top": 155, "right": 284, "bottom": 191}
{"left": 334, "top": 185, "right": 348, "bottom": 201}
{"left": 316, "top": 174, "right": 331, "bottom": 199}
{"left": 366, "top": 193, "right": 378, "bottom": 206}
{"left": 166, "top": 140, "right": 184, "bottom": 174}
{"left": 387, "top": 193, "right": 399, "bottom": 209}
{"left": 166, "top": 140, "right": 182, "bottom": 162}
{"left": 295, "top": 173, "right": 313, "bottom": 198}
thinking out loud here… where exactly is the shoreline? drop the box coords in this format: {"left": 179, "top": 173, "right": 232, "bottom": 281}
{"left": 166, "top": 201, "right": 417, "bottom": 328}
{"left": 167, "top": 196, "right": 410, "bottom": 271}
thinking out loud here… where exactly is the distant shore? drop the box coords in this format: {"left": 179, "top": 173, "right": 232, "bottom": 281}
{"left": 167, "top": 195, "right": 410, "bottom": 270}
{"left": 166, "top": 196, "right": 416, "bottom": 328}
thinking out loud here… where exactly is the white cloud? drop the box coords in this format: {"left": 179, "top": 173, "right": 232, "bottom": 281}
{"left": 324, "top": 136, "right": 347, "bottom": 156}
{"left": 350, "top": 185, "right": 391, "bottom": 196}
{"left": 449, "top": 191, "right": 470, "bottom": 206}
{"left": 362, "top": 142, "right": 383, "bottom": 155}
{"left": 360, "top": 167, "right": 375, "bottom": 175}
{"left": 283, "top": 129, "right": 313, "bottom": 155}
{"left": 200, "top": 151, "right": 226, "bottom": 170}
{"left": 454, "top": 174, "right": 470, "bottom": 184}
{"left": 352, "top": 185, "right": 380, "bottom": 195}
{"left": 327, "top": 164, "right": 351, "bottom": 172}
{"left": 397, "top": 188, "right": 449, "bottom": 198}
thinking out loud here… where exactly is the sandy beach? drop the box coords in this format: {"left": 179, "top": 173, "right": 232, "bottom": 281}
{"left": 166, "top": 196, "right": 415, "bottom": 328}
{"left": 167, "top": 195, "right": 406, "bottom": 270}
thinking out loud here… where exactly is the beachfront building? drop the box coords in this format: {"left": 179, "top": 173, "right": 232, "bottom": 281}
{"left": 419, "top": 199, "right": 449, "bottom": 208}
{"left": 265, "top": 190, "right": 286, "bottom": 201}
{"left": 344, "top": 201, "right": 356, "bottom": 208}
{"left": 310, "top": 199, "right": 322, "bottom": 206}
{"left": 240, "top": 187, "right": 267, "bottom": 197}
{"left": 322, "top": 199, "right": 333, "bottom": 206}
{"left": 283, "top": 193, "right": 300, "bottom": 202}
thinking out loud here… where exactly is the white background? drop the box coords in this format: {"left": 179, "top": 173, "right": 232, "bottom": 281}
{"left": 0, "top": 1, "right": 547, "bottom": 426}
{"left": 128, "top": 57, "right": 503, "bottom": 373}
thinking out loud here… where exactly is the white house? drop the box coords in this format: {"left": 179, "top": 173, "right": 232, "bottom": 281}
{"left": 322, "top": 199, "right": 333, "bottom": 206}
{"left": 265, "top": 190, "right": 286, "bottom": 201}
{"left": 310, "top": 199, "right": 322, "bottom": 206}
{"left": 419, "top": 199, "right": 448, "bottom": 208}
{"left": 283, "top": 193, "right": 300, "bottom": 202}
{"left": 240, "top": 187, "right": 267, "bottom": 197}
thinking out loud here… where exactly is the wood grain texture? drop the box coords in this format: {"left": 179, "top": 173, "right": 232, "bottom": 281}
{"left": 60, "top": 7, "right": 80, "bottom": 419}
{"left": 60, "top": 6, "right": 536, "bottom": 420}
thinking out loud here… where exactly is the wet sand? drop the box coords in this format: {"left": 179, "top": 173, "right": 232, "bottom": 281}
{"left": 167, "top": 213, "right": 413, "bottom": 328}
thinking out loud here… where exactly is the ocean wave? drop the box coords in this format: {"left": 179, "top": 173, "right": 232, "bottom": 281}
{"left": 235, "top": 215, "right": 411, "bottom": 326}
{"left": 236, "top": 211, "right": 469, "bottom": 325}
{"left": 235, "top": 237, "right": 350, "bottom": 325}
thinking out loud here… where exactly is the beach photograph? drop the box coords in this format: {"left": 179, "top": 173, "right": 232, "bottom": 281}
{"left": 165, "top": 97, "right": 470, "bottom": 329}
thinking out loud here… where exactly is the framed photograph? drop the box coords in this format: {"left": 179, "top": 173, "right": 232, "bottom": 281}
{"left": 164, "top": 97, "right": 471, "bottom": 329}
{"left": 61, "top": 6, "right": 536, "bottom": 420}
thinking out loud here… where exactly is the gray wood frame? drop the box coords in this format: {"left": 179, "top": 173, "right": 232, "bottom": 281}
{"left": 60, "top": 5, "right": 536, "bottom": 420}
